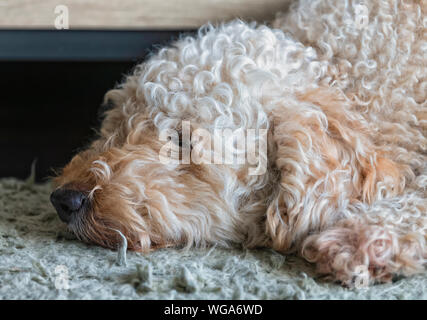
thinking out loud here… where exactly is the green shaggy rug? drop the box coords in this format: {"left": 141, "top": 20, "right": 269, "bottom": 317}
{"left": 0, "top": 176, "right": 426, "bottom": 300}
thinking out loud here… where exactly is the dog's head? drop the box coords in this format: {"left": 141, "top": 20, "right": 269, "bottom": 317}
{"left": 50, "top": 82, "right": 271, "bottom": 252}
{"left": 51, "top": 108, "right": 239, "bottom": 251}
{"left": 49, "top": 21, "right": 312, "bottom": 251}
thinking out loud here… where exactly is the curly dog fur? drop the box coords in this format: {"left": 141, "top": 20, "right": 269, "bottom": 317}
{"left": 52, "top": 0, "right": 426, "bottom": 286}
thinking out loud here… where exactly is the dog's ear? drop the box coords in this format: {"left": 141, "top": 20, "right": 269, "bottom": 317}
{"left": 297, "top": 88, "right": 405, "bottom": 203}
{"left": 266, "top": 87, "right": 404, "bottom": 251}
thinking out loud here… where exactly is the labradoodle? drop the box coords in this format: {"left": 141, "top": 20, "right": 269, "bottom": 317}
{"left": 51, "top": 0, "right": 426, "bottom": 286}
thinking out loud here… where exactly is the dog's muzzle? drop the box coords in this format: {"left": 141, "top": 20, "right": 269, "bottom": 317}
{"left": 50, "top": 188, "right": 87, "bottom": 224}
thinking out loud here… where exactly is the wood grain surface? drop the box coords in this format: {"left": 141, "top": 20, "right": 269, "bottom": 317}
{"left": 0, "top": 0, "right": 292, "bottom": 29}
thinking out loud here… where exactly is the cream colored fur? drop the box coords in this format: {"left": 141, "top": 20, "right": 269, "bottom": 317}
{"left": 54, "top": 0, "right": 426, "bottom": 286}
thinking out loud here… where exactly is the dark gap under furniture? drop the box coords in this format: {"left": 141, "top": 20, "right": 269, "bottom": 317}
{"left": 0, "top": 30, "right": 190, "bottom": 181}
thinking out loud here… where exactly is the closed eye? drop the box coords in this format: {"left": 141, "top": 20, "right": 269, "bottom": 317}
{"left": 171, "top": 131, "right": 192, "bottom": 150}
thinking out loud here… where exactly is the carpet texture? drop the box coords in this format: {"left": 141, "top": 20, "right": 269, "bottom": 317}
{"left": 0, "top": 176, "right": 426, "bottom": 300}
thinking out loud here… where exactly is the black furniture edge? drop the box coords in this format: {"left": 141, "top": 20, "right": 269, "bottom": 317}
{"left": 0, "top": 29, "right": 195, "bottom": 62}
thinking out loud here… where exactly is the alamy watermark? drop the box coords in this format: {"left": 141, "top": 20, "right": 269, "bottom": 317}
{"left": 54, "top": 264, "right": 70, "bottom": 290}
{"left": 354, "top": 265, "right": 370, "bottom": 289}
{"left": 158, "top": 121, "right": 268, "bottom": 175}
{"left": 54, "top": 5, "right": 69, "bottom": 30}
{"left": 344, "top": 3, "right": 369, "bottom": 30}
{"left": 354, "top": 4, "right": 369, "bottom": 30}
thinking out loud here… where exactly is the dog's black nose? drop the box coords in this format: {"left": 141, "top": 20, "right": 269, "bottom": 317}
{"left": 50, "top": 188, "right": 87, "bottom": 223}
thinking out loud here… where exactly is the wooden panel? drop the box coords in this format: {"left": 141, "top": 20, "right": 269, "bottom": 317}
{"left": 0, "top": 0, "right": 292, "bottom": 29}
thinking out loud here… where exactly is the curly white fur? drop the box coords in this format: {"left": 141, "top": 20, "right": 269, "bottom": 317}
{"left": 54, "top": 0, "right": 426, "bottom": 286}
